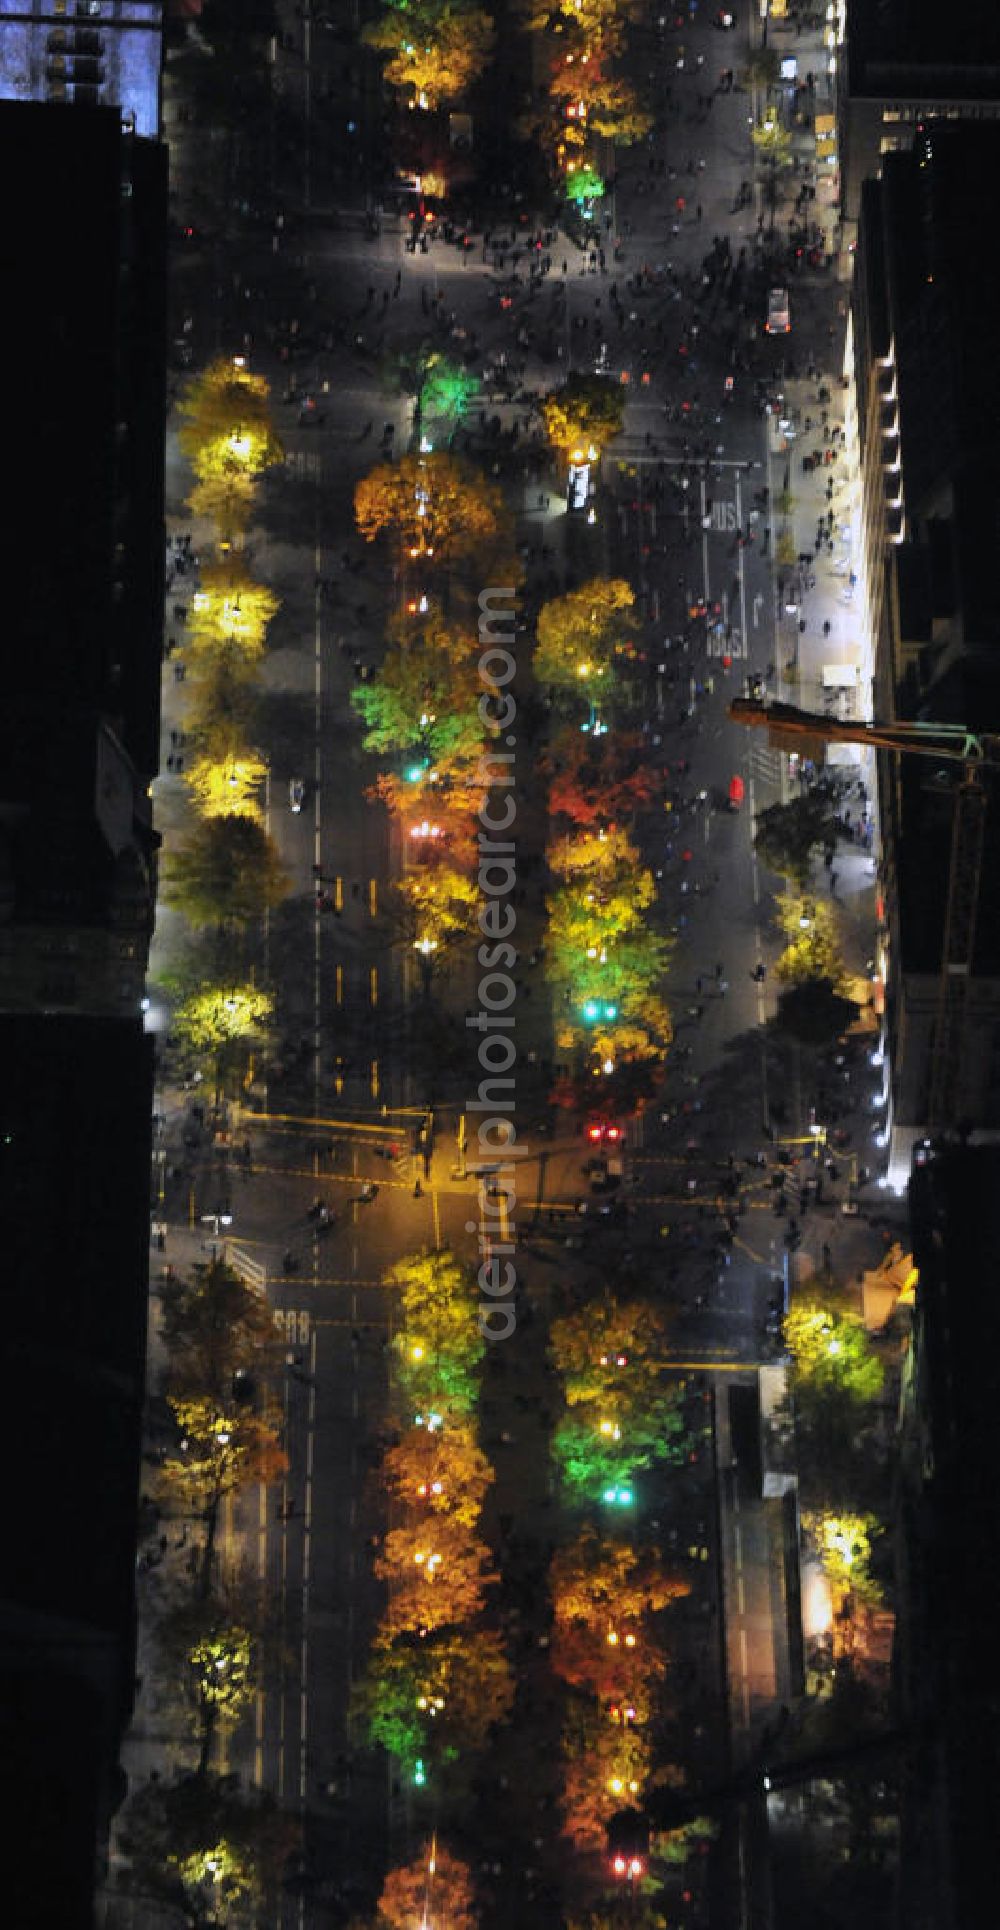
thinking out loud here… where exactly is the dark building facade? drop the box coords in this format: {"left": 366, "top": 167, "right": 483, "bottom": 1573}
{"left": 838, "top": 0, "right": 1000, "bottom": 221}
{"left": 897, "top": 1145, "right": 1000, "bottom": 1930}
{"left": 849, "top": 124, "right": 1000, "bottom": 1170}
{"left": 0, "top": 101, "right": 165, "bottom": 1925}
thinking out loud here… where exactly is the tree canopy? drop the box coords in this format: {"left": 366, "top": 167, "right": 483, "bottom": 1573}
{"left": 542, "top": 373, "right": 625, "bottom": 464}
{"left": 164, "top": 815, "right": 289, "bottom": 929}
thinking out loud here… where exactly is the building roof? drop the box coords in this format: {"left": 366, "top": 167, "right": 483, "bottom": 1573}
{"left": 899, "top": 1148, "right": 1000, "bottom": 1930}
{"left": 847, "top": 0, "right": 1000, "bottom": 98}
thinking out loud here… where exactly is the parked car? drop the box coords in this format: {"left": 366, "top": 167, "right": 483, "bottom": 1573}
{"left": 766, "top": 286, "right": 791, "bottom": 334}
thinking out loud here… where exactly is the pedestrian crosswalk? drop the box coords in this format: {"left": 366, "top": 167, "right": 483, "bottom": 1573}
{"left": 285, "top": 449, "right": 321, "bottom": 480}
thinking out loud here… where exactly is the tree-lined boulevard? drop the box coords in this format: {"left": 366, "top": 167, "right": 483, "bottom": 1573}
{"left": 108, "top": 2, "right": 907, "bottom": 1925}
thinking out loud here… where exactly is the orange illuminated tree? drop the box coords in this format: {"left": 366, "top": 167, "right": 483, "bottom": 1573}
{"left": 377, "top": 1842, "right": 476, "bottom": 1930}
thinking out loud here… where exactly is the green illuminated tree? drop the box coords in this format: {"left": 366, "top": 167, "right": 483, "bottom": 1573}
{"left": 351, "top": 638, "right": 481, "bottom": 763}
{"left": 358, "top": 1626, "right": 513, "bottom": 1767}
{"left": 396, "top": 346, "right": 481, "bottom": 443}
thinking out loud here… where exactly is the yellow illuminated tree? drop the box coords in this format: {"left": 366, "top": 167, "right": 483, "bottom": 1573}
{"left": 365, "top": 3, "right": 495, "bottom": 113}
{"left": 160, "top": 1393, "right": 288, "bottom": 1596}
{"left": 551, "top": 1528, "right": 689, "bottom": 1627}
{"left": 173, "top": 981, "right": 274, "bottom": 1100}
{"left": 549, "top": 825, "right": 641, "bottom": 884}
{"left": 542, "top": 372, "right": 625, "bottom": 466}
{"left": 185, "top": 469, "right": 258, "bottom": 538}
{"left": 395, "top": 864, "right": 480, "bottom": 988}
{"left": 802, "top": 1509, "right": 884, "bottom": 1615}
{"left": 549, "top": 57, "right": 653, "bottom": 142}
{"left": 187, "top": 563, "right": 280, "bottom": 668}
{"left": 536, "top": 576, "right": 635, "bottom": 689}
{"left": 178, "top": 357, "right": 283, "bottom": 485}
{"left": 378, "top": 1842, "right": 475, "bottom": 1930}
{"left": 774, "top": 891, "right": 847, "bottom": 987}
{"left": 185, "top": 750, "right": 267, "bottom": 822}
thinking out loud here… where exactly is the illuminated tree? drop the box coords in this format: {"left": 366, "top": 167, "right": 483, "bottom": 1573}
{"left": 784, "top": 1298, "right": 884, "bottom": 1403}
{"left": 551, "top": 1528, "right": 689, "bottom": 1627}
{"left": 359, "top": 1626, "right": 513, "bottom": 1767}
{"left": 549, "top": 825, "right": 641, "bottom": 884}
{"left": 185, "top": 749, "right": 267, "bottom": 822}
{"left": 565, "top": 161, "right": 606, "bottom": 208}
{"left": 754, "top": 793, "right": 840, "bottom": 887}
{"left": 774, "top": 891, "right": 847, "bottom": 987}
{"left": 386, "top": 1248, "right": 484, "bottom": 1417}
{"left": 752, "top": 117, "right": 792, "bottom": 170}
{"left": 802, "top": 1509, "right": 884, "bottom": 1615}
{"left": 548, "top": 728, "right": 659, "bottom": 826}
{"left": 542, "top": 372, "right": 625, "bottom": 465}
{"left": 375, "top": 1521, "right": 492, "bottom": 1634}
{"left": 396, "top": 346, "right": 481, "bottom": 442}
{"left": 364, "top": 3, "right": 495, "bottom": 114}
{"left": 377, "top": 1842, "right": 475, "bottom": 1930}
{"left": 351, "top": 638, "right": 482, "bottom": 763}
{"left": 118, "top": 1772, "right": 297, "bottom": 1928}
{"left": 561, "top": 1710, "right": 653, "bottom": 1854}
{"left": 549, "top": 59, "right": 653, "bottom": 142}
{"left": 381, "top": 1424, "right": 494, "bottom": 1528}
{"left": 173, "top": 982, "right": 273, "bottom": 1101}
{"left": 155, "top": 1591, "right": 260, "bottom": 1771}
{"left": 160, "top": 1394, "right": 287, "bottom": 1595}
{"left": 178, "top": 357, "right": 283, "bottom": 486}
{"left": 536, "top": 578, "right": 635, "bottom": 691}
{"left": 551, "top": 1618, "right": 668, "bottom": 1701}
{"left": 186, "top": 470, "right": 258, "bottom": 537}
{"left": 187, "top": 563, "right": 280, "bottom": 668}
{"left": 550, "top": 1296, "right": 671, "bottom": 1408}
{"left": 395, "top": 864, "right": 480, "bottom": 990}
{"left": 355, "top": 452, "right": 507, "bottom": 562}
{"left": 164, "top": 815, "right": 289, "bottom": 928}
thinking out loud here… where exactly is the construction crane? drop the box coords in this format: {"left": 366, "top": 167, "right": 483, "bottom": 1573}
{"left": 729, "top": 698, "right": 1000, "bottom": 1128}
